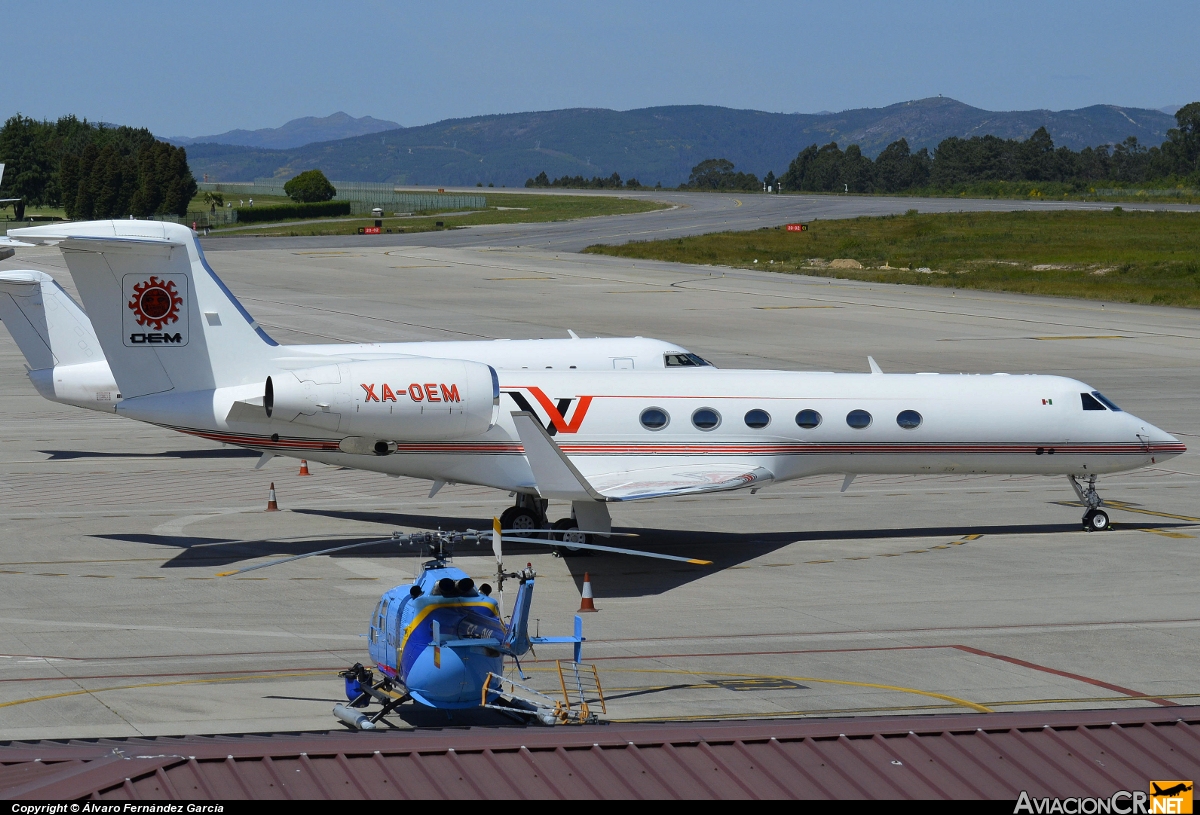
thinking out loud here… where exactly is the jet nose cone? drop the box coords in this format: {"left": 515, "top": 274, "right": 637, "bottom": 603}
{"left": 1135, "top": 418, "right": 1186, "bottom": 457}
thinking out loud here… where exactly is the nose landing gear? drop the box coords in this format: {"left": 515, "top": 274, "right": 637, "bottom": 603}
{"left": 1069, "top": 475, "right": 1111, "bottom": 532}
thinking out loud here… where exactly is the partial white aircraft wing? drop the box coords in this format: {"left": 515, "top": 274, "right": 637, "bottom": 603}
{"left": 584, "top": 463, "right": 774, "bottom": 501}
{"left": 512, "top": 411, "right": 774, "bottom": 502}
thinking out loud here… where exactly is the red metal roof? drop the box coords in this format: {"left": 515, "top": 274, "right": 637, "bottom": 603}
{"left": 3, "top": 706, "right": 1198, "bottom": 800}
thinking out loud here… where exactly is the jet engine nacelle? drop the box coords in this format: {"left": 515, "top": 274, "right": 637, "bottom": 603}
{"left": 265, "top": 358, "right": 499, "bottom": 442}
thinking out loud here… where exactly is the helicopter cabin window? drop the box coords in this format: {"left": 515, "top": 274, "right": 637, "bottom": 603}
{"left": 846, "top": 409, "right": 873, "bottom": 429}
{"left": 664, "top": 353, "right": 713, "bottom": 367}
{"left": 691, "top": 407, "right": 721, "bottom": 430}
{"left": 371, "top": 599, "right": 384, "bottom": 643}
{"left": 744, "top": 409, "right": 771, "bottom": 429}
{"left": 1091, "top": 391, "right": 1123, "bottom": 411}
{"left": 640, "top": 407, "right": 670, "bottom": 430}
{"left": 1081, "top": 392, "right": 1106, "bottom": 411}
{"left": 795, "top": 409, "right": 822, "bottom": 429}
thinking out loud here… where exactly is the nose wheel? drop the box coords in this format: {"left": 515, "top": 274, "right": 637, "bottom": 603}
{"left": 1082, "top": 508, "right": 1110, "bottom": 532}
{"left": 1069, "top": 475, "right": 1112, "bottom": 532}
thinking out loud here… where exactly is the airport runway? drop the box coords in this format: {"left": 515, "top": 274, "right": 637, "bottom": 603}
{"left": 201, "top": 188, "right": 1200, "bottom": 253}
{"left": 1, "top": 232, "right": 1198, "bottom": 739}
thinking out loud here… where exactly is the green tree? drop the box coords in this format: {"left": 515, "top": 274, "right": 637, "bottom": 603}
{"left": 688, "top": 158, "right": 735, "bottom": 189}
{"left": 0, "top": 115, "right": 57, "bottom": 218}
{"left": 780, "top": 144, "right": 818, "bottom": 192}
{"left": 284, "top": 169, "right": 336, "bottom": 203}
{"left": 525, "top": 171, "right": 550, "bottom": 188}
{"left": 1161, "top": 102, "right": 1200, "bottom": 178}
{"left": 842, "top": 144, "right": 874, "bottom": 192}
{"left": 687, "top": 158, "right": 759, "bottom": 191}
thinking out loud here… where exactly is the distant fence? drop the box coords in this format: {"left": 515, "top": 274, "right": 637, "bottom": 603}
{"left": 198, "top": 180, "right": 485, "bottom": 212}
{"left": 1092, "top": 188, "right": 1199, "bottom": 197}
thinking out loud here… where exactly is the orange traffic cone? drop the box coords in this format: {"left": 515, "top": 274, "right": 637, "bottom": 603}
{"left": 265, "top": 482, "right": 279, "bottom": 511}
{"left": 298, "top": 459, "right": 311, "bottom": 476}
{"left": 578, "top": 572, "right": 597, "bottom": 612}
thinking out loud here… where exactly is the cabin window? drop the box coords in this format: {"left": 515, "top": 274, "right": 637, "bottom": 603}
{"left": 640, "top": 407, "right": 670, "bottom": 430}
{"left": 796, "top": 409, "right": 822, "bottom": 429}
{"left": 664, "top": 353, "right": 713, "bottom": 367}
{"left": 846, "top": 409, "right": 872, "bottom": 429}
{"left": 1091, "top": 391, "right": 1122, "bottom": 411}
{"left": 744, "top": 409, "right": 771, "bottom": 429}
{"left": 896, "top": 410, "right": 922, "bottom": 429}
{"left": 1081, "top": 393, "right": 1106, "bottom": 411}
{"left": 691, "top": 407, "right": 721, "bottom": 430}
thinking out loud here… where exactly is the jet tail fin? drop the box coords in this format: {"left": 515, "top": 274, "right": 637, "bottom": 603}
{"left": 10, "top": 220, "right": 278, "bottom": 399}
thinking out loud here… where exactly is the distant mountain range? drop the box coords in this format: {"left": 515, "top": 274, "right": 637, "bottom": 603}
{"left": 167, "top": 112, "right": 402, "bottom": 150}
{"left": 179, "top": 97, "right": 1181, "bottom": 188}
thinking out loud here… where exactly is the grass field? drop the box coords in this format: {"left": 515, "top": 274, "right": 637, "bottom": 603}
{"left": 585, "top": 209, "right": 1200, "bottom": 308}
{"left": 210, "top": 192, "right": 669, "bottom": 237}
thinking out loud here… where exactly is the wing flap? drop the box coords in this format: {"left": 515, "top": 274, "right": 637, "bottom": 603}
{"left": 589, "top": 464, "right": 775, "bottom": 501}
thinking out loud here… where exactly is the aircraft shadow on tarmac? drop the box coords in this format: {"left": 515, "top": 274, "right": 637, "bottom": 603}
{"left": 92, "top": 507, "right": 1193, "bottom": 598}
{"left": 41, "top": 448, "right": 260, "bottom": 461}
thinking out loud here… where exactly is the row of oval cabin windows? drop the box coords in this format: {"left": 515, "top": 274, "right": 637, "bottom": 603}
{"left": 638, "top": 407, "right": 923, "bottom": 431}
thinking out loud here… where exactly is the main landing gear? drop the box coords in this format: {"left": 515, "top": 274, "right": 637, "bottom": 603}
{"left": 499, "top": 494, "right": 590, "bottom": 551}
{"left": 1069, "top": 474, "right": 1110, "bottom": 532}
{"left": 499, "top": 493, "right": 547, "bottom": 535}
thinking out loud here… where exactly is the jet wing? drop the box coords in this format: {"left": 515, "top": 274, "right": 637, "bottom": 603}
{"left": 511, "top": 411, "right": 774, "bottom": 502}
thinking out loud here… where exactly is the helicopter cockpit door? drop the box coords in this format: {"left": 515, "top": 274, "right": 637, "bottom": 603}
{"left": 378, "top": 597, "right": 395, "bottom": 669}
{"left": 383, "top": 595, "right": 412, "bottom": 672}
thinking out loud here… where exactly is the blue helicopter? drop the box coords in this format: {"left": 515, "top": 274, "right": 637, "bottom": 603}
{"left": 219, "top": 517, "right": 710, "bottom": 728}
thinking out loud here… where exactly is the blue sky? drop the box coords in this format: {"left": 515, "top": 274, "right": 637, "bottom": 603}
{"left": 10, "top": 0, "right": 1198, "bottom": 136}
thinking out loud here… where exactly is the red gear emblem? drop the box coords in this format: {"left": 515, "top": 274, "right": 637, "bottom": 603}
{"left": 127, "top": 276, "right": 183, "bottom": 331}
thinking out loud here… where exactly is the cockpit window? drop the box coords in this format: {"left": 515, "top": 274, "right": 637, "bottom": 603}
{"left": 1081, "top": 392, "right": 1106, "bottom": 411}
{"left": 1091, "top": 391, "right": 1122, "bottom": 412}
{"left": 664, "top": 353, "right": 713, "bottom": 368}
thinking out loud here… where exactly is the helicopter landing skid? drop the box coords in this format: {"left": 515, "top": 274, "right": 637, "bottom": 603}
{"left": 334, "top": 664, "right": 411, "bottom": 730}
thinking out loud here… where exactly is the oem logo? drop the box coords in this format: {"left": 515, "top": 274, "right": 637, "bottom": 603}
{"left": 123, "top": 274, "right": 188, "bottom": 347}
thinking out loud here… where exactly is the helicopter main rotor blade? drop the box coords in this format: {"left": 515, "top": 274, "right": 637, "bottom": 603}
{"left": 215, "top": 536, "right": 396, "bottom": 577}
{"left": 500, "top": 535, "right": 711, "bottom": 565}
{"left": 499, "top": 529, "right": 637, "bottom": 536}
{"left": 189, "top": 531, "right": 380, "bottom": 549}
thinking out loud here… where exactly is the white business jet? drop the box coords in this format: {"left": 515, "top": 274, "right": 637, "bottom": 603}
{"left": 6, "top": 220, "right": 1184, "bottom": 538}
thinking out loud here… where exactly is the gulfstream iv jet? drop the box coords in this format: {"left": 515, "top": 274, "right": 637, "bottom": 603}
{"left": 4, "top": 220, "right": 1185, "bottom": 536}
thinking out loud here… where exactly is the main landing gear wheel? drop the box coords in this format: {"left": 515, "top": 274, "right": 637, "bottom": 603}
{"left": 500, "top": 506, "right": 542, "bottom": 536}
{"left": 552, "top": 518, "right": 590, "bottom": 553}
{"left": 1083, "top": 508, "right": 1111, "bottom": 532}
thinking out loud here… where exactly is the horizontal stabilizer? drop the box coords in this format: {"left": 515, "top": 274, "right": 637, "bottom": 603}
{"left": 441, "top": 638, "right": 503, "bottom": 649}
